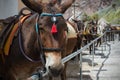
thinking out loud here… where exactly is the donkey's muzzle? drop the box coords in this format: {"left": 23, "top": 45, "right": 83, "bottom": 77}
{"left": 48, "top": 64, "right": 64, "bottom": 77}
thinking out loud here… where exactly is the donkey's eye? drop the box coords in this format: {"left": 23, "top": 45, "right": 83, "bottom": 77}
{"left": 38, "top": 23, "right": 43, "bottom": 28}
{"left": 39, "top": 23, "right": 42, "bottom": 26}
{"left": 40, "top": 16, "right": 43, "bottom": 19}
{"left": 39, "top": 27, "right": 44, "bottom": 31}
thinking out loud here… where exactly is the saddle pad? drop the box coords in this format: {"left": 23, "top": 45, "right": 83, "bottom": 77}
{"left": 4, "top": 15, "right": 30, "bottom": 55}
{"left": 66, "top": 22, "right": 77, "bottom": 38}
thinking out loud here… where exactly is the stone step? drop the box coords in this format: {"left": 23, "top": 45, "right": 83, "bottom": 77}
{"left": 81, "top": 41, "right": 120, "bottom": 80}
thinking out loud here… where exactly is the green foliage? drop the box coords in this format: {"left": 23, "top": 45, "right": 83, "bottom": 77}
{"left": 91, "top": 4, "right": 120, "bottom": 24}
{"left": 90, "top": 13, "right": 99, "bottom": 20}
{"left": 103, "top": 7, "right": 120, "bottom": 24}
{"left": 97, "top": 6, "right": 112, "bottom": 18}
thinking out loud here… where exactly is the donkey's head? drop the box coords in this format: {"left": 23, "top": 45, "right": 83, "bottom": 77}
{"left": 21, "top": 0, "right": 75, "bottom": 77}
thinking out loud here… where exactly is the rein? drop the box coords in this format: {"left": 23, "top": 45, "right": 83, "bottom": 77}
{"left": 18, "top": 15, "right": 42, "bottom": 62}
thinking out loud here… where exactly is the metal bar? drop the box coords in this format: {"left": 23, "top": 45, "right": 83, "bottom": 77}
{"left": 104, "top": 33, "right": 107, "bottom": 51}
{"left": 79, "top": 52, "right": 82, "bottom": 80}
{"left": 101, "top": 36, "right": 103, "bottom": 54}
{"left": 62, "top": 32, "right": 106, "bottom": 63}
{"left": 92, "top": 42, "right": 95, "bottom": 68}
{"left": 114, "top": 31, "right": 115, "bottom": 43}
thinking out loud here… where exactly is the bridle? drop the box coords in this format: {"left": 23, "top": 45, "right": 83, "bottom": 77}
{"left": 18, "top": 12, "right": 64, "bottom": 64}
{"left": 35, "top": 13, "right": 64, "bottom": 65}
{"left": 36, "top": 12, "right": 64, "bottom": 51}
{"left": 18, "top": 12, "right": 65, "bottom": 78}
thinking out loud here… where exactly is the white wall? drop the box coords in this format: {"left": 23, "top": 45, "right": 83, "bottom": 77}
{"left": 0, "top": 0, "right": 18, "bottom": 19}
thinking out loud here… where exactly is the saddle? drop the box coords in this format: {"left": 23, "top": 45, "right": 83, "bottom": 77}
{"left": 66, "top": 21, "right": 77, "bottom": 38}
{"left": 0, "top": 15, "right": 30, "bottom": 56}
{"left": 0, "top": 16, "right": 18, "bottom": 54}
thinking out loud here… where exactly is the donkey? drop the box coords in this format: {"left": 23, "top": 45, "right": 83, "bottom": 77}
{"left": 0, "top": 0, "right": 75, "bottom": 80}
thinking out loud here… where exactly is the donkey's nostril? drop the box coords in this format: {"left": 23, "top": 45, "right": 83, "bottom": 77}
{"left": 48, "top": 66, "right": 55, "bottom": 71}
{"left": 48, "top": 66, "right": 51, "bottom": 70}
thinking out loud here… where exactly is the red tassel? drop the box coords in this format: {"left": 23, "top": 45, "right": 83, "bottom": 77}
{"left": 51, "top": 24, "right": 57, "bottom": 33}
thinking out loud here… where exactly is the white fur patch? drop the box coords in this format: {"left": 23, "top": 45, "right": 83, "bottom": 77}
{"left": 45, "top": 52, "right": 61, "bottom": 73}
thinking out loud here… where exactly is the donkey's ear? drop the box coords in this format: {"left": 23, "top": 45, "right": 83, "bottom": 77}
{"left": 21, "top": 0, "right": 43, "bottom": 13}
{"left": 58, "top": 0, "right": 75, "bottom": 13}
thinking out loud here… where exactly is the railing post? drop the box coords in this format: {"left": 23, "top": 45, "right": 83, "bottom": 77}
{"left": 92, "top": 42, "right": 95, "bottom": 68}
{"left": 104, "top": 32, "right": 107, "bottom": 51}
{"left": 110, "top": 31, "right": 111, "bottom": 41}
{"left": 101, "top": 36, "right": 104, "bottom": 54}
{"left": 113, "top": 31, "right": 115, "bottom": 43}
{"left": 79, "top": 52, "right": 82, "bottom": 80}
{"left": 102, "top": 34, "right": 105, "bottom": 51}
{"left": 109, "top": 31, "right": 110, "bottom": 42}
{"left": 106, "top": 31, "right": 108, "bottom": 42}
{"left": 118, "top": 30, "right": 119, "bottom": 41}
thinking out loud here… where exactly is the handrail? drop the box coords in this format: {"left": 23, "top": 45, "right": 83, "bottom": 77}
{"left": 111, "top": 24, "right": 120, "bottom": 27}
{"left": 62, "top": 32, "right": 106, "bottom": 63}
{"left": 62, "top": 31, "right": 107, "bottom": 80}
{"left": 106, "top": 30, "right": 120, "bottom": 33}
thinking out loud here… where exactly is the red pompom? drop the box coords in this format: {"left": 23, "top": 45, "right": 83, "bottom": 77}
{"left": 51, "top": 24, "right": 57, "bottom": 33}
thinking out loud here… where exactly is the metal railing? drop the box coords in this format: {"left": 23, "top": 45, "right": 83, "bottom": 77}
{"left": 106, "top": 30, "right": 120, "bottom": 42}
{"left": 62, "top": 31, "right": 111, "bottom": 80}
{"left": 62, "top": 32, "right": 107, "bottom": 63}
